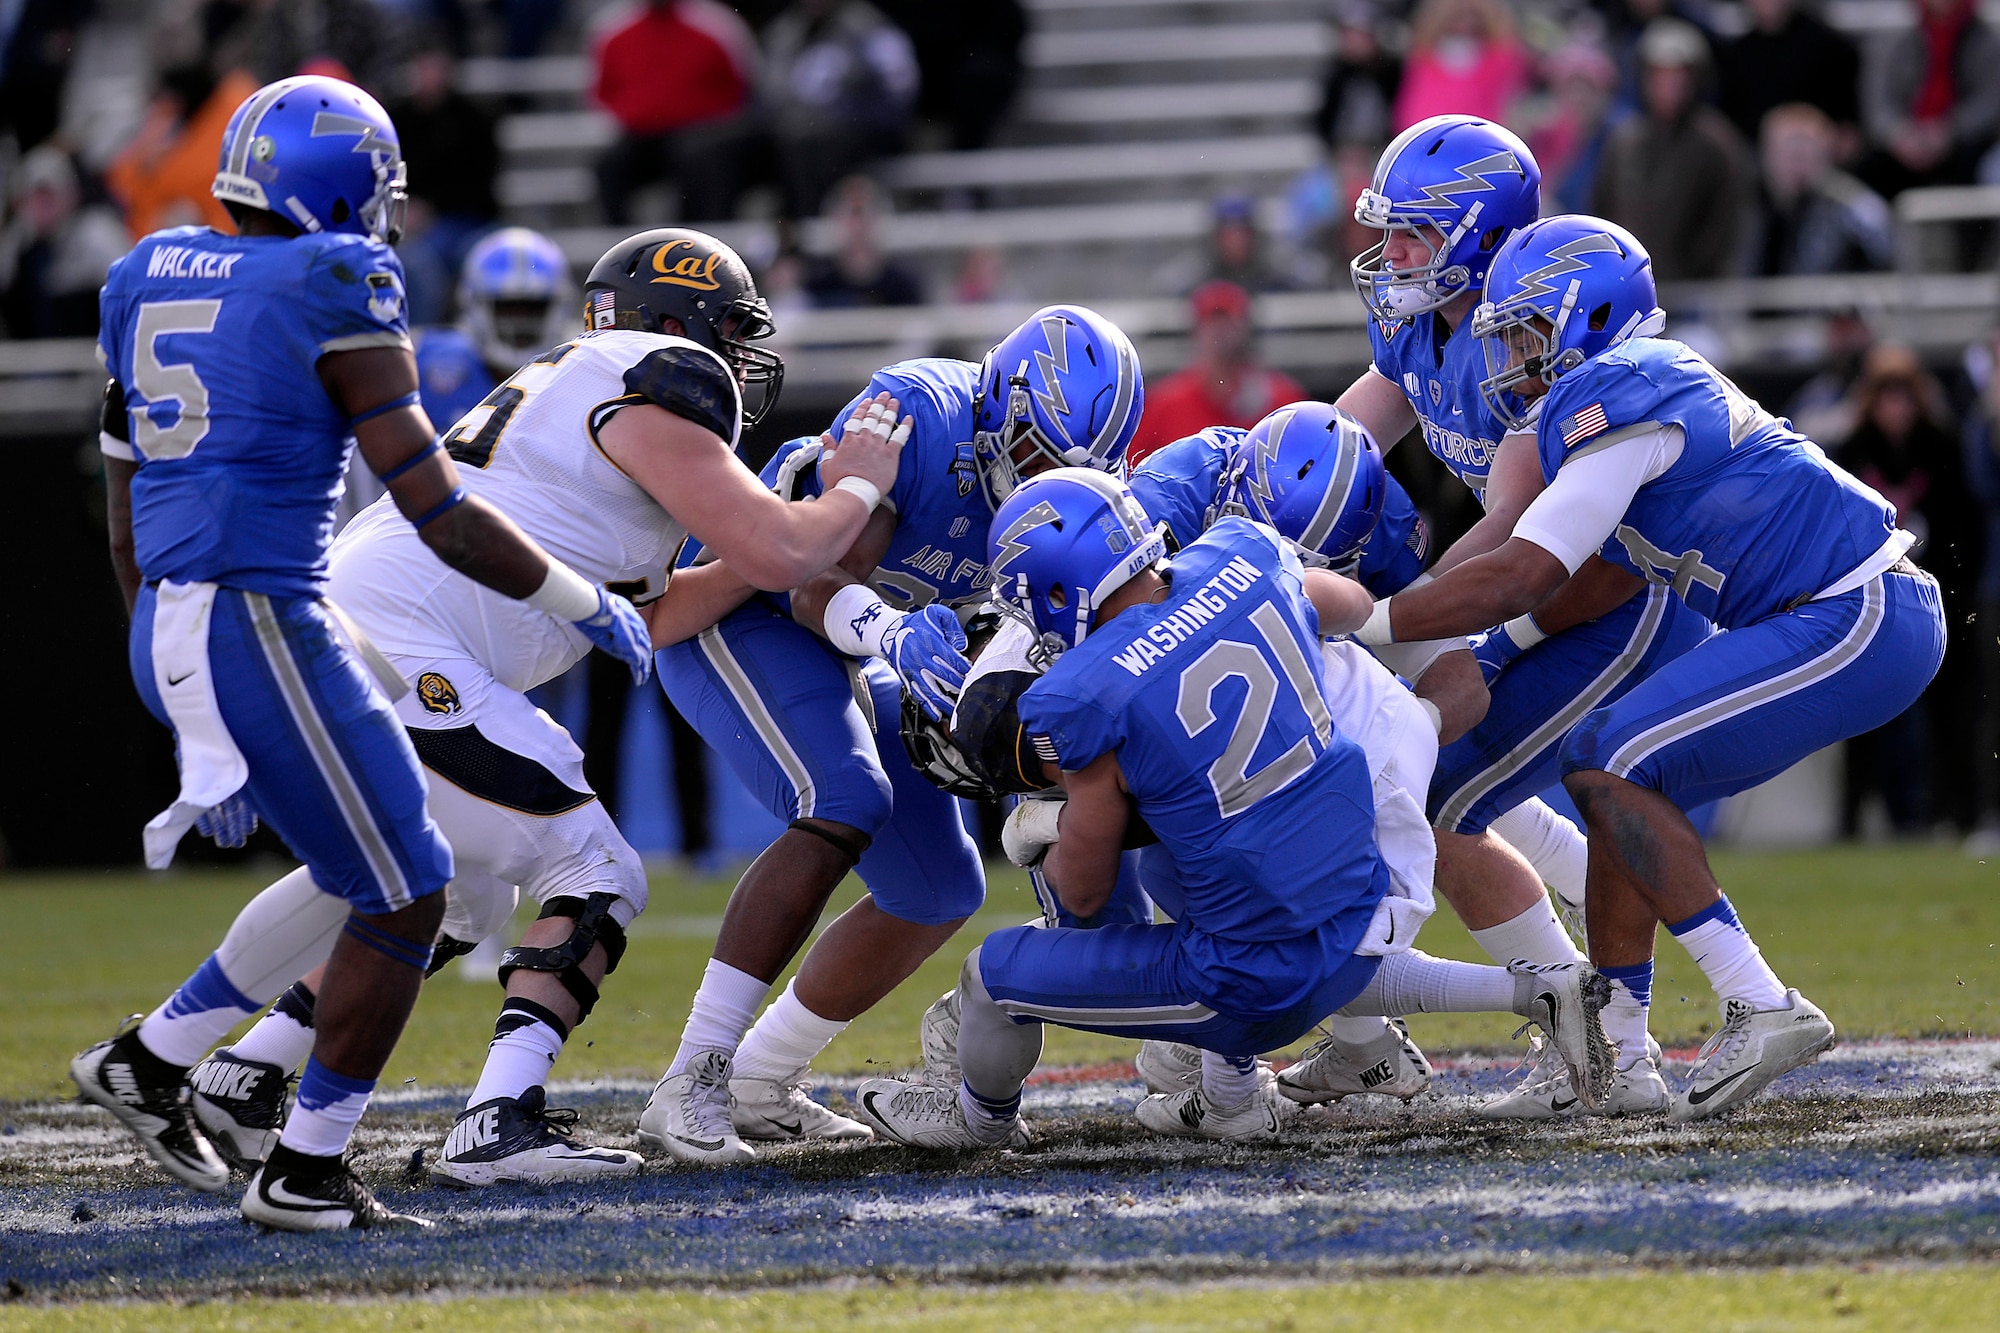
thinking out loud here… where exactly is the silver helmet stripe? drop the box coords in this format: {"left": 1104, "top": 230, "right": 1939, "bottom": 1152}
{"left": 1088, "top": 332, "right": 1141, "bottom": 462}
{"left": 1298, "top": 420, "right": 1361, "bottom": 556}
{"left": 224, "top": 79, "right": 297, "bottom": 179}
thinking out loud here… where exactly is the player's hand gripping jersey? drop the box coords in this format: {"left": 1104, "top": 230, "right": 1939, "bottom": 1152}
{"left": 1127, "top": 425, "right": 1430, "bottom": 596}
{"left": 332, "top": 329, "right": 739, "bottom": 690}
{"left": 98, "top": 226, "right": 412, "bottom": 596}
{"left": 1018, "top": 518, "right": 1388, "bottom": 985}
{"left": 757, "top": 358, "right": 991, "bottom": 611}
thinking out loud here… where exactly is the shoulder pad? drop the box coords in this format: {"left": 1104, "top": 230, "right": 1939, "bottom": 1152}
{"left": 624, "top": 343, "right": 739, "bottom": 442}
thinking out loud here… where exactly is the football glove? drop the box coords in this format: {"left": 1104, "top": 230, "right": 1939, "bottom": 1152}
{"left": 576, "top": 586, "right": 653, "bottom": 686}
{"left": 1468, "top": 614, "right": 1546, "bottom": 685}
{"left": 880, "top": 603, "right": 969, "bottom": 722}
{"left": 195, "top": 790, "right": 259, "bottom": 849}
{"left": 1001, "top": 796, "right": 1065, "bottom": 868}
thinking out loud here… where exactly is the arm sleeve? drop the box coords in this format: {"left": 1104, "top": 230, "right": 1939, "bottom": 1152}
{"left": 99, "top": 377, "right": 136, "bottom": 461}
{"left": 1511, "top": 424, "right": 1684, "bottom": 574}
{"left": 307, "top": 241, "right": 412, "bottom": 355}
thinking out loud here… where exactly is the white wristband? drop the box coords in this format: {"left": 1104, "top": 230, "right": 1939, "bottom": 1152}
{"left": 1414, "top": 696, "right": 1443, "bottom": 738}
{"left": 824, "top": 581, "right": 901, "bottom": 657}
{"left": 1355, "top": 597, "right": 1396, "bottom": 646}
{"left": 831, "top": 475, "right": 882, "bottom": 512}
{"left": 1501, "top": 613, "right": 1547, "bottom": 651}
{"left": 523, "top": 560, "right": 601, "bottom": 622}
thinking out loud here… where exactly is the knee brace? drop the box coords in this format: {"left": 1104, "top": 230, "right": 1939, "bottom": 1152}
{"left": 788, "top": 818, "right": 871, "bottom": 866}
{"left": 495, "top": 892, "right": 628, "bottom": 1023}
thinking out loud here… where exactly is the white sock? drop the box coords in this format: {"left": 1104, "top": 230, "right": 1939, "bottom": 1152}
{"left": 1489, "top": 798, "right": 1588, "bottom": 910}
{"left": 1598, "top": 962, "right": 1654, "bottom": 1068}
{"left": 1469, "top": 897, "right": 1584, "bottom": 966}
{"left": 1199, "top": 1050, "right": 1259, "bottom": 1109}
{"left": 228, "top": 981, "right": 317, "bottom": 1071}
{"left": 666, "top": 958, "right": 769, "bottom": 1077}
{"left": 733, "top": 980, "right": 848, "bottom": 1082}
{"left": 1323, "top": 1013, "right": 1390, "bottom": 1044}
{"left": 1344, "top": 950, "right": 1520, "bottom": 1016}
{"left": 138, "top": 867, "right": 348, "bottom": 1067}
{"left": 279, "top": 1057, "right": 372, "bottom": 1157}
{"left": 1667, "top": 895, "right": 1787, "bottom": 1009}
{"left": 468, "top": 999, "right": 567, "bottom": 1107}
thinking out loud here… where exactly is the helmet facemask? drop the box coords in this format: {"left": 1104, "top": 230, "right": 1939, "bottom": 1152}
{"left": 359, "top": 156, "right": 408, "bottom": 246}
{"left": 715, "top": 297, "right": 784, "bottom": 428}
{"left": 972, "top": 357, "right": 1100, "bottom": 512}
{"left": 1349, "top": 192, "right": 1485, "bottom": 320}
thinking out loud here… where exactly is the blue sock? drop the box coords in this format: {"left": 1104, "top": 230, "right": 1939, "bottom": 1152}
{"left": 280, "top": 1056, "right": 376, "bottom": 1158}
{"left": 1598, "top": 961, "right": 1654, "bottom": 1066}
{"left": 138, "top": 954, "right": 260, "bottom": 1066}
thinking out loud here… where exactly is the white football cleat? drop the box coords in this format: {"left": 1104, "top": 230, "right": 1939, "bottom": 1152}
{"left": 1135, "top": 1084, "right": 1287, "bottom": 1143}
{"left": 1476, "top": 1036, "right": 1668, "bottom": 1120}
{"left": 1275, "top": 1020, "right": 1431, "bottom": 1104}
{"left": 1135, "top": 1041, "right": 1278, "bottom": 1096}
{"left": 432, "top": 1088, "right": 642, "bottom": 1186}
{"left": 637, "top": 1049, "right": 755, "bottom": 1164}
{"left": 1507, "top": 959, "right": 1615, "bottom": 1110}
{"left": 1672, "top": 988, "right": 1835, "bottom": 1122}
{"left": 918, "top": 988, "right": 960, "bottom": 1086}
{"left": 853, "top": 1077, "right": 1022, "bottom": 1149}
{"left": 188, "top": 1045, "right": 291, "bottom": 1171}
{"left": 730, "top": 1068, "right": 873, "bottom": 1143}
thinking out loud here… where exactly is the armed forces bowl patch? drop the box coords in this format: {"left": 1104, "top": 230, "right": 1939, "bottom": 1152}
{"left": 416, "top": 672, "right": 461, "bottom": 715}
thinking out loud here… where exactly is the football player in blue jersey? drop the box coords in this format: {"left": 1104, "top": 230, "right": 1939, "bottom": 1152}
{"left": 638, "top": 306, "right": 1146, "bottom": 1163}
{"left": 1335, "top": 115, "right": 1720, "bottom": 1118}
{"left": 853, "top": 469, "right": 1613, "bottom": 1147}
{"left": 417, "top": 227, "right": 574, "bottom": 434}
{"left": 1356, "top": 215, "right": 1947, "bottom": 1119}
{"left": 70, "top": 76, "right": 665, "bottom": 1230}
{"left": 920, "top": 405, "right": 1456, "bottom": 1110}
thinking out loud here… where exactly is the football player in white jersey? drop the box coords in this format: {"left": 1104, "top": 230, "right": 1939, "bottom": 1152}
{"left": 175, "top": 229, "right": 912, "bottom": 1187}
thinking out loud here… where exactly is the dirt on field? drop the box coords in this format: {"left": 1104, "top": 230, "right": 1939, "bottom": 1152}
{"left": 2, "top": 1040, "right": 1997, "bottom": 1301}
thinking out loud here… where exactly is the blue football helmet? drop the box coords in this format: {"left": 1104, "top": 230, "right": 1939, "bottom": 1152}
{"left": 459, "top": 227, "right": 576, "bottom": 376}
{"left": 1471, "top": 215, "right": 1666, "bottom": 431}
{"left": 1351, "top": 114, "right": 1541, "bottom": 320}
{"left": 973, "top": 305, "right": 1144, "bottom": 511}
{"left": 211, "top": 76, "right": 407, "bottom": 244}
{"left": 986, "top": 467, "right": 1167, "bottom": 660}
{"left": 1217, "top": 401, "right": 1386, "bottom": 574}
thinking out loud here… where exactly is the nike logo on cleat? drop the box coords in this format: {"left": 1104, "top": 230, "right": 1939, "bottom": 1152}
{"left": 765, "top": 1119, "right": 802, "bottom": 1138}
{"left": 670, "top": 1132, "right": 724, "bottom": 1152}
{"left": 1359, "top": 1059, "right": 1394, "bottom": 1089}
{"left": 260, "top": 1178, "right": 343, "bottom": 1211}
{"left": 1550, "top": 1094, "right": 1578, "bottom": 1112}
{"left": 1685, "top": 1064, "right": 1759, "bottom": 1106}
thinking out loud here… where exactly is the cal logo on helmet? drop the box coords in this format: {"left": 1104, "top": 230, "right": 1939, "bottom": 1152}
{"left": 651, "top": 239, "right": 722, "bottom": 292}
{"left": 417, "top": 672, "right": 461, "bottom": 715}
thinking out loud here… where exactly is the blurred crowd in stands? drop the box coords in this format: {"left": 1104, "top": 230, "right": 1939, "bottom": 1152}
{"left": 5, "top": 0, "right": 2000, "bottom": 848}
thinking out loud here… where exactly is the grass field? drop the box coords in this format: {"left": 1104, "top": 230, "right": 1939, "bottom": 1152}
{"left": 3, "top": 1265, "right": 1999, "bottom": 1332}
{"left": 4, "top": 844, "right": 1997, "bottom": 1101}
{"left": 2, "top": 844, "right": 1996, "bottom": 1323}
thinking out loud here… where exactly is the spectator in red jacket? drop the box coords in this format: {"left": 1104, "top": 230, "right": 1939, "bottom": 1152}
{"left": 592, "top": 0, "right": 760, "bottom": 224}
{"left": 1124, "top": 281, "right": 1306, "bottom": 469}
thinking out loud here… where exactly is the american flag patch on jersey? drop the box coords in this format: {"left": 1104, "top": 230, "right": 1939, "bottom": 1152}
{"left": 1031, "top": 734, "right": 1059, "bottom": 762}
{"left": 1560, "top": 402, "right": 1609, "bottom": 447}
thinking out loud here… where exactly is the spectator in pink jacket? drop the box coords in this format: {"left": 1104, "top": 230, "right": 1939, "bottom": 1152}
{"left": 1392, "top": 0, "right": 1531, "bottom": 132}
